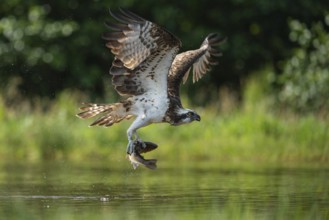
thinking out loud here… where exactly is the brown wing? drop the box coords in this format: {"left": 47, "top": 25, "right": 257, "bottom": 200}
{"left": 103, "top": 9, "right": 181, "bottom": 97}
{"left": 168, "top": 33, "right": 225, "bottom": 98}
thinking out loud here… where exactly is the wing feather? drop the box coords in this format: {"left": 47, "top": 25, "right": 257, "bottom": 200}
{"left": 103, "top": 9, "right": 181, "bottom": 96}
{"left": 187, "top": 33, "right": 225, "bottom": 83}
{"left": 168, "top": 33, "right": 225, "bottom": 98}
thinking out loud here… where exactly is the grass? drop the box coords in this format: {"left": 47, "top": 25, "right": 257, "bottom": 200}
{"left": 0, "top": 76, "right": 328, "bottom": 166}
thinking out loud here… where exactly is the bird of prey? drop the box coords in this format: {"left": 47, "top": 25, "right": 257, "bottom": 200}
{"left": 77, "top": 9, "right": 225, "bottom": 169}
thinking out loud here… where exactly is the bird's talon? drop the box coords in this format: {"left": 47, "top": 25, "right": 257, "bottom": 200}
{"left": 126, "top": 141, "right": 135, "bottom": 155}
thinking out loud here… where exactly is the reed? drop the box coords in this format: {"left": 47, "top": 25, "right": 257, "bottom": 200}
{"left": 0, "top": 76, "right": 328, "bottom": 165}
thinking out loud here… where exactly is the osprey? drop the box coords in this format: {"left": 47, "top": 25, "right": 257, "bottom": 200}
{"left": 77, "top": 9, "right": 225, "bottom": 169}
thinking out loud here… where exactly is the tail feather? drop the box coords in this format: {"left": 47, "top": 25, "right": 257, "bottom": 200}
{"left": 77, "top": 102, "right": 132, "bottom": 127}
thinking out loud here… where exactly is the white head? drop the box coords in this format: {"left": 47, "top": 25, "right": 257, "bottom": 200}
{"left": 172, "top": 108, "right": 201, "bottom": 126}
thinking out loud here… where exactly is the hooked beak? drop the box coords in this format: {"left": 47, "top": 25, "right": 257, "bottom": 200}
{"left": 194, "top": 114, "right": 201, "bottom": 122}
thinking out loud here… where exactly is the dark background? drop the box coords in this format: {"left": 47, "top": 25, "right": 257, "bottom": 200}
{"left": 1, "top": 0, "right": 328, "bottom": 108}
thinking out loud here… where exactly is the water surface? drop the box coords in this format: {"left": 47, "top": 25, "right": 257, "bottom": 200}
{"left": 0, "top": 161, "right": 328, "bottom": 219}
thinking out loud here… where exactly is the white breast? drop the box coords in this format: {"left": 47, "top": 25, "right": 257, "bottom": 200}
{"left": 131, "top": 93, "right": 169, "bottom": 123}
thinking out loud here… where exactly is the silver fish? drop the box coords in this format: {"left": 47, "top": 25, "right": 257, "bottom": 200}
{"left": 128, "top": 152, "right": 157, "bottom": 170}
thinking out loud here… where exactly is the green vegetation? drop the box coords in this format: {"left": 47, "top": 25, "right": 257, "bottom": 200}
{"left": 1, "top": 1, "right": 327, "bottom": 101}
{"left": 0, "top": 75, "right": 328, "bottom": 165}
{"left": 1, "top": 3, "right": 328, "bottom": 220}
{"left": 0, "top": 1, "right": 328, "bottom": 165}
{"left": 273, "top": 15, "right": 329, "bottom": 113}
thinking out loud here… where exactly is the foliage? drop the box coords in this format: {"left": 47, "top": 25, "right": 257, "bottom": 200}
{"left": 0, "top": 0, "right": 328, "bottom": 103}
{"left": 0, "top": 76, "right": 328, "bottom": 164}
{"left": 274, "top": 15, "right": 329, "bottom": 113}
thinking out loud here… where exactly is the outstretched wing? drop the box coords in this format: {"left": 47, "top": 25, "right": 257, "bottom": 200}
{"left": 168, "top": 33, "right": 225, "bottom": 98}
{"left": 103, "top": 9, "right": 181, "bottom": 97}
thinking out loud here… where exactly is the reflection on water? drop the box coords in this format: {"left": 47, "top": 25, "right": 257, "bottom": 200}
{"left": 0, "top": 161, "right": 328, "bottom": 219}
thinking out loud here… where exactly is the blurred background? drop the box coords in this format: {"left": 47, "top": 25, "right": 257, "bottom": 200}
{"left": 0, "top": 1, "right": 328, "bottom": 219}
{"left": 0, "top": 0, "right": 328, "bottom": 163}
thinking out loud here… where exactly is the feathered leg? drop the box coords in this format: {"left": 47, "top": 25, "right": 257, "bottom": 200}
{"left": 126, "top": 117, "right": 157, "bottom": 169}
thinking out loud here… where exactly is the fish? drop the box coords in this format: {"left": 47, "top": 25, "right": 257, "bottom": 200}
{"left": 128, "top": 152, "right": 157, "bottom": 170}
{"left": 127, "top": 141, "right": 158, "bottom": 169}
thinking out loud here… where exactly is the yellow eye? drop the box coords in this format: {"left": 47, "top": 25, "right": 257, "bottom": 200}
{"left": 187, "top": 112, "right": 193, "bottom": 117}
